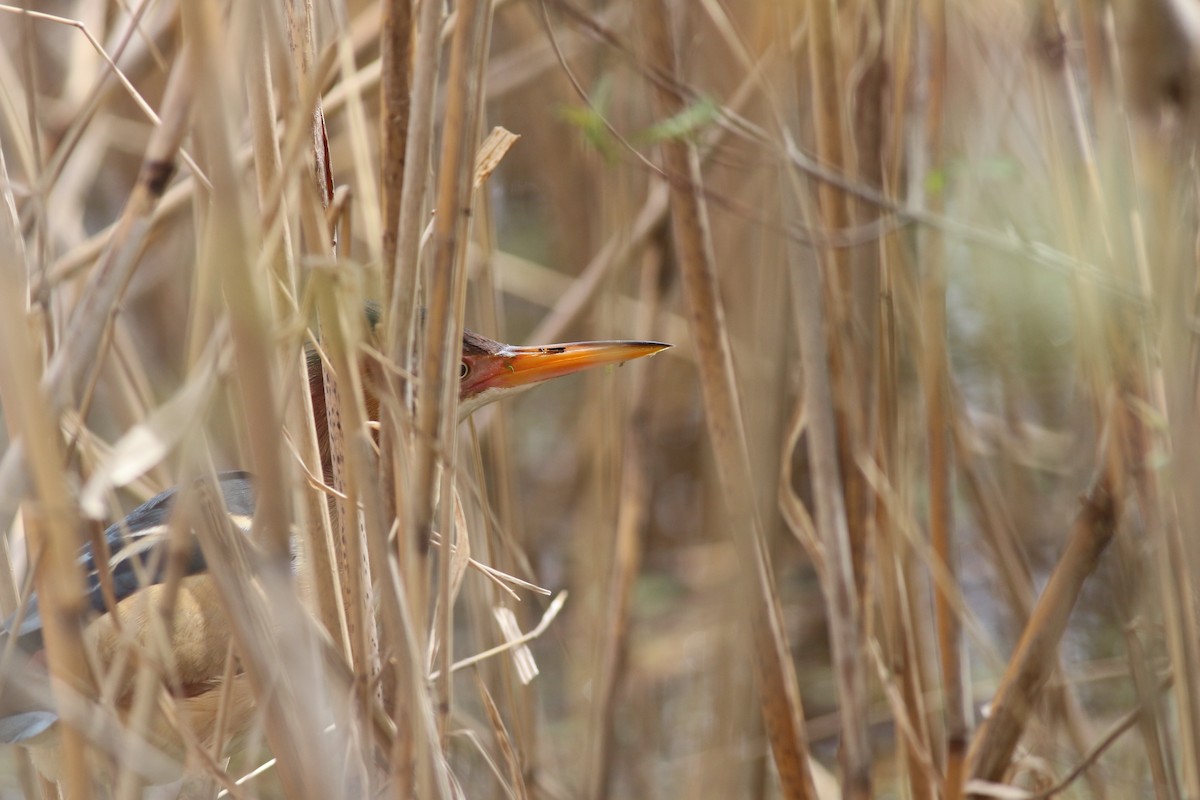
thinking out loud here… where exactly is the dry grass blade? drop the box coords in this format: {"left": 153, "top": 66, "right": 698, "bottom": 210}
{"left": 474, "top": 670, "right": 529, "bottom": 800}
{"left": 473, "top": 127, "right": 521, "bottom": 188}
{"left": 426, "top": 592, "right": 565, "bottom": 682}
{"left": 427, "top": 530, "right": 549, "bottom": 600}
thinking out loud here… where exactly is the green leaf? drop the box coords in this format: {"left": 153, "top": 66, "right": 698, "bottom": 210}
{"left": 638, "top": 96, "right": 719, "bottom": 143}
{"left": 557, "top": 75, "right": 620, "bottom": 164}
{"left": 925, "top": 167, "right": 946, "bottom": 195}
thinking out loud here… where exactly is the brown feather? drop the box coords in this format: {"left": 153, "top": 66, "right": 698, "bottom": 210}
{"left": 83, "top": 574, "right": 234, "bottom": 700}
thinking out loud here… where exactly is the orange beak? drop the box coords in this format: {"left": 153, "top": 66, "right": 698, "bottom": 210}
{"left": 459, "top": 340, "right": 670, "bottom": 417}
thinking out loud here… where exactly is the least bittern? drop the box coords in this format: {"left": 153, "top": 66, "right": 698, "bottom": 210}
{"left": 0, "top": 316, "right": 668, "bottom": 784}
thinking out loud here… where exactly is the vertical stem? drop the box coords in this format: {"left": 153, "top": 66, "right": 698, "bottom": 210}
{"left": 410, "top": 0, "right": 493, "bottom": 749}
{"left": 0, "top": 169, "right": 92, "bottom": 800}
{"left": 917, "top": 1, "right": 966, "bottom": 795}
{"left": 807, "top": 0, "right": 871, "bottom": 608}
{"left": 875, "top": 3, "right": 936, "bottom": 794}
{"left": 380, "top": 0, "right": 413, "bottom": 294}
{"left": 587, "top": 250, "right": 665, "bottom": 800}
{"left": 966, "top": 428, "right": 1122, "bottom": 783}
{"left": 380, "top": 0, "right": 444, "bottom": 791}
{"left": 640, "top": 3, "right": 821, "bottom": 798}
{"left": 799, "top": 0, "right": 876, "bottom": 794}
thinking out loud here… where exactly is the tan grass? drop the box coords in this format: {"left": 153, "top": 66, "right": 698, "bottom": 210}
{"left": 6, "top": 1, "right": 1200, "bottom": 799}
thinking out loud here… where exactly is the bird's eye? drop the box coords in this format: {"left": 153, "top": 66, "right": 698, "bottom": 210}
{"left": 459, "top": 362, "right": 469, "bottom": 379}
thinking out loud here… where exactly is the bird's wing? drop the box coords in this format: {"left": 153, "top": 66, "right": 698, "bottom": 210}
{"left": 1, "top": 471, "right": 257, "bottom": 651}
{"left": 0, "top": 472, "right": 257, "bottom": 743}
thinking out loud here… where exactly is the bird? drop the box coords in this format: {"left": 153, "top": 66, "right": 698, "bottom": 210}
{"left": 0, "top": 313, "right": 669, "bottom": 786}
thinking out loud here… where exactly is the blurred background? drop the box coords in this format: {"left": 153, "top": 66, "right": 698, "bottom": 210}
{"left": 2, "top": 0, "right": 1200, "bottom": 798}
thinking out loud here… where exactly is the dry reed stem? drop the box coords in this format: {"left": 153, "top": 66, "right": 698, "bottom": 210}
{"left": 875, "top": 341, "right": 936, "bottom": 800}
{"left": 314, "top": 283, "right": 371, "bottom": 686}
{"left": 783, "top": 176, "right": 865, "bottom": 799}
{"left": 1122, "top": 623, "right": 1177, "bottom": 800}
{"left": 870, "top": 19, "right": 935, "bottom": 772}
{"left": 282, "top": 3, "right": 378, "bottom": 696}
{"left": 801, "top": 1, "right": 874, "bottom": 795}
{"left": 314, "top": 279, "right": 382, "bottom": 728}
{"left": 410, "top": 0, "right": 494, "bottom": 757}
{"left": 0, "top": 129, "right": 23, "bottom": 621}
{"left": 378, "top": 0, "right": 412, "bottom": 300}
{"left": 374, "top": 0, "right": 412, "bottom": 700}
{"left": 966, "top": 414, "right": 1122, "bottom": 785}
{"left": 585, "top": 249, "right": 666, "bottom": 800}
{"left": 913, "top": 2, "right": 968, "bottom": 797}
{"left": 638, "top": 2, "right": 817, "bottom": 798}
{"left": 184, "top": 3, "right": 340, "bottom": 796}
{"left": 379, "top": 15, "right": 444, "bottom": 780}
{"left": 384, "top": 0, "right": 447, "bottom": 365}
{"left": 383, "top": 0, "right": 446, "bottom": 667}
{"left": 847, "top": 2, "right": 888, "bottom": 658}
{"left": 245, "top": 5, "right": 346, "bottom": 656}
{"left": 805, "top": 0, "right": 872, "bottom": 622}
{"left": 1125, "top": 142, "right": 1200, "bottom": 798}
{"left": 0, "top": 133, "right": 92, "bottom": 800}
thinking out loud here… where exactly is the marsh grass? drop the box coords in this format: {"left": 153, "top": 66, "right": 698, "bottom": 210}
{"left": 1, "top": 1, "right": 1199, "bottom": 798}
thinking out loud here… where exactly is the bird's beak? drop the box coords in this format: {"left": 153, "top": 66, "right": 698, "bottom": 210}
{"left": 491, "top": 340, "right": 670, "bottom": 389}
{"left": 461, "top": 340, "right": 670, "bottom": 411}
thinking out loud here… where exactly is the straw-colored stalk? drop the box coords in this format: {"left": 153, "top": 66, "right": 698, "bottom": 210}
{"left": 638, "top": 2, "right": 819, "bottom": 798}
{"left": 801, "top": 0, "right": 875, "bottom": 795}
{"left": 911, "top": 2, "right": 969, "bottom": 797}
{"left": 0, "top": 169, "right": 92, "bottom": 800}
{"left": 585, "top": 250, "right": 666, "bottom": 800}
{"left": 966, "top": 414, "right": 1122, "bottom": 785}
{"left": 384, "top": 0, "right": 448, "bottom": 790}
{"left": 409, "top": 6, "right": 494, "bottom": 787}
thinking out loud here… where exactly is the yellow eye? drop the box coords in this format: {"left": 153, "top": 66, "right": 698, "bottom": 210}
{"left": 459, "top": 362, "right": 469, "bottom": 379}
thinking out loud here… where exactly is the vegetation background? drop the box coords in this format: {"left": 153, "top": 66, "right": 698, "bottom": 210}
{"left": 0, "top": 1, "right": 1198, "bottom": 798}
